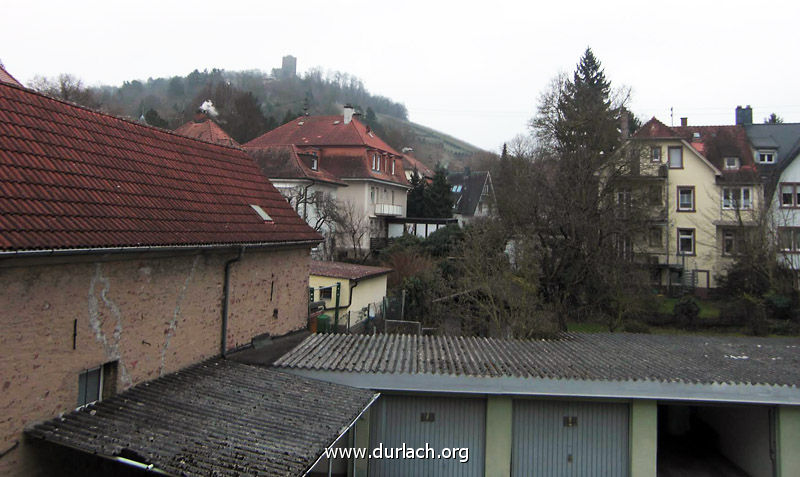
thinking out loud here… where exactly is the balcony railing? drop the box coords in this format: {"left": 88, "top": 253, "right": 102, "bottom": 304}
{"left": 374, "top": 203, "right": 403, "bottom": 216}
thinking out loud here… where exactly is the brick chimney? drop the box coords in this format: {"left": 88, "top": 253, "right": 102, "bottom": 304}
{"left": 193, "top": 109, "right": 209, "bottom": 123}
{"left": 680, "top": 117, "right": 688, "bottom": 127}
{"left": 620, "top": 110, "right": 630, "bottom": 140}
{"left": 735, "top": 105, "right": 753, "bottom": 126}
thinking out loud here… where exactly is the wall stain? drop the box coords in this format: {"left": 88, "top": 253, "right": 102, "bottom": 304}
{"left": 159, "top": 255, "right": 200, "bottom": 376}
{"left": 88, "top": 263, "right": 131, "bottom": 387}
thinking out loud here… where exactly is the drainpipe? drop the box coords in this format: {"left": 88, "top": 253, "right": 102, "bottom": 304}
{"left": 221, "top": 247, "right": 245, "bottom": 357}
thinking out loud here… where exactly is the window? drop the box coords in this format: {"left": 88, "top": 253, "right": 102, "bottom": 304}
{"left": 722, "top": 229, "right": 737, "bottom": 255}
{"left": 648, "top": 227, "right": 662, "bottom": 248}
{"left": 78, "top": 361, "right": 117, "bottom": 408}
{"left": 371, "top": 154, "right": 377, "bottom": 170}
{"left": 779, "top": 227, "right": 800, "bottom": 252}
{"left": 678, "top": 229, "right": 695, "bottom": 255}
{"left": 722, "top": 187, "right": 752, "bottom": 210}
{"left": 757, "top": 150, "right": 776, "bottom": 164}
{"left": 310, "top": 156, "right": 318, "bottom": 171}
{"left": 391, "top": 159, "right": 396, "bottom": 175}
{"left": 451, "top": 185, "right": 462, "bottom": 193}
{"left": 651, "top": 146, "right": 661, "bottom": 162}
{"left": 370, "top": 187, "right": 376, "bottom": 203}
{"left": 376, "top": 155, "right": 381, "bottom": 172}
{"left": 391, "top": 190, "right": 395, "bottom": 205}
{"left": 320, "top": 287, "right": 332, "bottom": 300}
{"left": 677, "top": 186, "right": 694, "bottom": 211}
{"left": 616, "top": 188, "right": 632, "bottom": 217}
{"left": 668, "top": 146, "right": 683, "bottom": 168}
{"left": 780, "top": 183, "right": 800, "bottom": 208}
{"left": 724, "top": 157, "right": 740, "bottom": 170}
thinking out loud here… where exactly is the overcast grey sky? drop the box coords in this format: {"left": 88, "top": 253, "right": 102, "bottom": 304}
{"left": 2, "top": 0, "right": 798, "bottom": 152}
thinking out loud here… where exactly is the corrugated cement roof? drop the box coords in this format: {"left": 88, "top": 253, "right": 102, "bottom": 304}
{"left": 274, "top": 332, "right": 800, "bottom": 388}
{"left": 27, "top": 359, "right": 377, "bottom": 476}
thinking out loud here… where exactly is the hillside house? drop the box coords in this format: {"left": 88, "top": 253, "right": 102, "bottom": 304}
{"left": 244, "top": 106, "right": 411, "bottom": 258}
{"left": 447, "top": 168, "right": 497, "bottom": 225}
{"left": 0, "top": 81, "right": 376, "bottom": 475}
{"left": 309, "top": 261, "right": 392, "bottom": 332}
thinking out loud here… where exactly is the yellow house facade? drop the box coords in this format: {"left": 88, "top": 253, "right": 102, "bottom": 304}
{"left": 631, "top": 118, "right": 761, "bottom": 289}
{"left": 309, "top": 261, "right": 392, "bottom": 330}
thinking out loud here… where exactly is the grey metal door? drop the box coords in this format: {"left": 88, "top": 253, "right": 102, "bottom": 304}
{"left": 512, "top": 400, "right": 629, "bottom": 477}
{"left": 369, "top": 395, "right": 485, "bottom": 477}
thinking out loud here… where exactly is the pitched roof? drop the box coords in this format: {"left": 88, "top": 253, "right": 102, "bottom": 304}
{"left": 632, "top": 117, "right": 680, "bottom": 139}
{"left": 0, "top": 64, "right": 22, "bottom": 87}
{"left": 27, "top": 359, "right": 378, "bottom": 476}
{"left": 246, "top": 115, "right": 401, "bottom": 155}
{"left": 310, "top": 260, "right": 392, "bottom": 281}
{"left": 402, "top": 153, "right": 434, "bottom": 179}
{"left": 275, "top": 333, "right": 800, "bottom": 388}
{"left": 0, "top": 82, "right": 321, "bottom": 252}
{"left": 247, "top": 145, "right": 347, "bottom": 186}
{"left": 447, "top": 170, "right": 491, "bottom": 216}
{"left": 174, "top": 116, "right": 240, "bottom": 147}
{"left": 745, "top": 123, "right": 800, "bottom": 168}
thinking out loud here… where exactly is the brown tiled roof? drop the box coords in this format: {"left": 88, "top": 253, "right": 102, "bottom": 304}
{"left": 174, "top": 117, "right": 240, "bottom": 147}
{"left": 0, "top": 64, "right": 22, "bottom": 87}
{"left": 310, "top": 260, "right": 392, "bottom": 281}
{"left": 0, "top": 82, "right": 321, "bottom": 252}
{"left": 246, "top": 145, "right": 347, "bottom": 186}
{"left": 402, "top": 153, "right": 434, "bottom": 179}
{"left": 632, "top": 117, "right": 680, "bottom": 139}
{"left": 27, "top": 359, "right": 378, "bottom": 476}
{"left": 244, "top": 116, "right": 410, "bottom": 187}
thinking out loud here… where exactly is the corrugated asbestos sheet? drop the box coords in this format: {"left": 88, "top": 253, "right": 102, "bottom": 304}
{"left": 274, "top": 332, "right": 800, "bottom": 387}
{"left": 26, "top": 359, "right": 377, "bottom": 476}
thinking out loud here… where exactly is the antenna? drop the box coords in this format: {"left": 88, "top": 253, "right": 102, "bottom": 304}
{"left": 670, "top": 107, "right": 674, "bottom": 127}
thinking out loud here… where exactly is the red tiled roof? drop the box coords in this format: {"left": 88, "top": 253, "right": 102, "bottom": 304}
{"left": 0, "top": 65, "right": 22, "bottom": 87}
{"left": 246, "top": 145, "right": 347, "bottom": 186}
{"left": 632, "top": 117, "right": 680, "bottom": 139}
{"left": 310, "top": 260, "right": 392, "bottom": 281}
{"left": 246, "top": 116, "right": 402, "bottom": 155}
{"left": 174, "top": 118, "right": 240, "bottom": 147}
{"left": 672, "top": 124, "right": 757, "bottom": 179}
{"left": 244, "top": 116, "right": 410, "bottom": 187}
{"left": 0, "top": 82, "right": 321, "bottom": 252}
{"left": 402, "top": 153, "right": 434, "bottom": 179}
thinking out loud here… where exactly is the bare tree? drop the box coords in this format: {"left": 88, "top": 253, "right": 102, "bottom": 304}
{"left": 30, "top": 74, "right": 100, "bottom": 108}
{"left": 330, "top": 200, "right": 370, "bottom": 261}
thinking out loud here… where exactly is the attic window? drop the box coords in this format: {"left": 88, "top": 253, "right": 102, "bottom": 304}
{"left": 311, "top": 157, "right": 318, "bottom": 170}
{"left": 724, "top": 157, "right": 740, "bottom": 170}
{"left": 692, "top": 132, "right": 701, "bottom": 140}
{"left": 333, "top": 120, "right": 341, "bottom": 125}
{"left": 757, "top": 150, "right": 776, "bottom": 164}
{"left": 250, "top": 204, "right": 273, "bottom": 222}
{"left": 451, "top": 185, "right": 463, "bottom": 193}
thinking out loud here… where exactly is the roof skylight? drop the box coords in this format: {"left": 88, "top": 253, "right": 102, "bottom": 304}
{"left": 250, "top": 204, "right": 273, "bottom": 222}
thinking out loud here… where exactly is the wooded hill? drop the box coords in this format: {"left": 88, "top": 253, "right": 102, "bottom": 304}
{"left": 56, "top": 67, "right": 486, "bottom": 168}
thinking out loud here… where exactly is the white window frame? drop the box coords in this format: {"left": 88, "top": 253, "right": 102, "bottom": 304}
{"left": 780, "top": 183, "right": 800, "bottom": 208}
{"left": 651, "top": 146, "right": 661, "bottom": 163}
{"left": 779, "top": 227, "right": 800, "bottom": 252}
{"left": 677, "top": 186, "right": 694, "bottom": 211}
{"left": 391, "top": 159, "right": 396, "bottom": 175}
{"left": 722, "top": 187, "right": 753, "bottom": 210}
{"left": 757, "top": 150, "right": 776, "bottom": 164}
{"left": 310, "top": 156, "right": 318, "bottom": 171}
{"left": 724, "top": 157, "right": 740, "bottom": 170}
{"left": 722, "top": 229, "right": 737, "bottom": 256}
{"left": 678, "top": 228, "right": 695, "bottom": 255}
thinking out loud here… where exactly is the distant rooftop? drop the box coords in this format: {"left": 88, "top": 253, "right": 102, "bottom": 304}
{"left": 310, "top": 260, "right": 392, "bottom": 281}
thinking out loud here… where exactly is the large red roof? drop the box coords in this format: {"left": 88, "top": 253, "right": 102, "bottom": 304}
{"left": 246, "top": 116, "right": 402, "bottom": 155}
{"left": 174, "top": 117, "right": 240, "bottom": 148}
{"left": 0, "top": 65, "right": 22, "bottom": 87}
{"left": 247, "top": 145, "right": 347, "bottom": 186}
{"left": 0, "top": 82, "right": 321, "bottom": 252}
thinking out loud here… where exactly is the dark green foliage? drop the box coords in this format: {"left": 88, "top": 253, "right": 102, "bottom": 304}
{"left": 764, "top": 113, "right": 784, "bottom": 124}
{"left": 422, "top": 224, "right": 464, "bottom": 258}
{"left": 423, "top": 165, "right": 453, "bottom": 218}
{"left": 406, "top": 169, "right": 426, "bottom": 217}
{"left": 673, "top": 296, "right": 700, "bottom": 329}
{"left": 144, "top": 108, "right": 169, "bottom": 129}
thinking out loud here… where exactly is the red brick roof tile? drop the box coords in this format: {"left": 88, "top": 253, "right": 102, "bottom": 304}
{"left": 0, "top": 65, "right": 22, "bottom": 87}
{"left": 632, "top": 117, "right": 680, "bottom": 139}
{"left": 310, "top": 260, "right": 392, "bottom": 281}
{"left": 0, "top": 83, "right": 321, "bottom": 252}
{"left": 247, "top": 145, "right": 347, "bottom": 186}
{"left": 174, "top": 117, "right": 240, "bottom": 147}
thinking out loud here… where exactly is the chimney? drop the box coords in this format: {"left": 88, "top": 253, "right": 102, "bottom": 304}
{"left": 343, "top": 104, "right": 354, "bottom": 124}
{"left": 194, "top": 109, "right": 209, "bottom": 123}
{"left": 620, "top": 110, "right": 630, "bottom": 140}
{"left": 680, "top": 117, "right": 688, "bottom": 127}
{"left": 735, "top": 105, "right": 753, "bottom": 126}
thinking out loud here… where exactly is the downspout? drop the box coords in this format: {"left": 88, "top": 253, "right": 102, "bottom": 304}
{"left": 221, "top": 247, "right": 245, "bottom": 357}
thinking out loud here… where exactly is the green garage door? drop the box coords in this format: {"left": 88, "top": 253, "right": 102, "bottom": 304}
{"left": 512, "top": 400, "right": 629, "bottom": 477}
{"left": 369, "top": 395, "right": 485, "bottom": 477}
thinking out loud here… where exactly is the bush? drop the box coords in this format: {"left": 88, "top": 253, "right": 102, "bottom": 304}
{"left": 673, "top": 296, "right": 700, "bottom": 329}
{"left": 622, "top": 320, "right": 651, "bottom": 334}
{"left": 764, "top": 291, "right": 794, "bottom": 321}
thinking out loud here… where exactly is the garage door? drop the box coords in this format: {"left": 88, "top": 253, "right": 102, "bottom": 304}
{"left": 512, "top": 400, "right": 629, "bottom": 477}
{"left": 369, "top": 395, "right": 485, "bottom": 477}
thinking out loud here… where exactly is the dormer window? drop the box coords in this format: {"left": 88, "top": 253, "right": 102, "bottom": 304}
{"left": 757, "top": 150, "right": 776, "bottom": 164}
{"left": 724, "top": 157, "right": 740, "bottom": 170}
{"left": 372, "top": 153, "right": 379, "bottom": 171}
{"left": 391, "top": 159, "right": 396, "bottom": 175}
{"left": 311, "top": 156, "right": 318, "bottom": 171}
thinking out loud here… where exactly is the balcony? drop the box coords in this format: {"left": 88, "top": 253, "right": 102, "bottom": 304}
{"left": 374, "top": 203, "right": 403, "bottom": 216}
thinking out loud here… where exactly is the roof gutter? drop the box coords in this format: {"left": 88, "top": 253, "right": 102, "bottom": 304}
{"left": 0, "top": 240, "right": 322, "bottom": 259}
{"left": 302, "top": 392, "right": 380, "bottom": 477}
{"left": 221, "top": 247, "right": 245, "bottom": 357}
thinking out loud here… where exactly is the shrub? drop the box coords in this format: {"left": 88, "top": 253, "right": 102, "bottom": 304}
{"left": 673, "top": 296, "right": 700, "bottom": 329}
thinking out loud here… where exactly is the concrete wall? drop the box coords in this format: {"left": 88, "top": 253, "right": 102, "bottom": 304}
{"left": 630, "top": 400, "right": 657, "bottom": 477}
{"left": 0, "top": 246, "right": 310, "bottom": 475}
{"left": 778, "top": 405, "right": 800, "bottom": 477}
